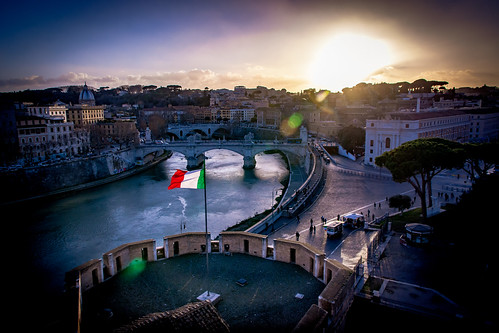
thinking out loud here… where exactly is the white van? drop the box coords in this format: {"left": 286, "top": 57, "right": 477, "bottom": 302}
{"left": 324, "top": 221, "right": 343, "bottom": 239}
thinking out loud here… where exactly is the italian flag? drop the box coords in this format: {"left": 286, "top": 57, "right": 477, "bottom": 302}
{"left": 168, "top": 168, "right": 205, "bottom": 190}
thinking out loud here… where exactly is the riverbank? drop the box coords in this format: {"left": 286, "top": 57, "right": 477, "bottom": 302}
{"left": 223, "top": 150, "right": 290, "bottom": 232}
{"left": 1, "top": 150, "right": 172, "bottom": 206}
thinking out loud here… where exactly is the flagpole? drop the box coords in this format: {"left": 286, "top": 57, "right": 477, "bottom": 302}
{"left": 203, "top": 160, "right": 209, "bottom": 296}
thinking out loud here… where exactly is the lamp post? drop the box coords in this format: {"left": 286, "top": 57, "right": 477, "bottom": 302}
{"left": 271, "top": 186, "right": 281, "bottom": 224}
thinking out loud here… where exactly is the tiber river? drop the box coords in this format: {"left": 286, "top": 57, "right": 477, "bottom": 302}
{"left": 8, "top": 149, "right": 288, "bottom": 298}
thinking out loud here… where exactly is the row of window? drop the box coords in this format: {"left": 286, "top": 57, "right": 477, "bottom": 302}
{"left": 21, "top": 134, "right": 74, "bottom": 144}
{"left": 420, "top": 117, "right": 468, "bottom": 128}
{"left": 19, "top": 126, "right": 72, "bottom": 135}
{"left": 369, "top": 138, "right": 391, "bottom": 149}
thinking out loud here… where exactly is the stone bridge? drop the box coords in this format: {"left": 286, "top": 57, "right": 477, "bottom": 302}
{"left": 166, "top": 124, "right": 231, "bottom": 140}
{"left": 137, "top": 135, "right": 309, "bottom": 170}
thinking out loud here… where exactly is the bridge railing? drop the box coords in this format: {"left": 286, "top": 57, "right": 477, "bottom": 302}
{"left": 142, "top": 139, "right": 304, "bottom": 145}
{"left": 248, "top": 145, "right": 321, "bottom": 233}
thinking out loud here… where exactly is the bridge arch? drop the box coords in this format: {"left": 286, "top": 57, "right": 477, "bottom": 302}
{"left": 185, "top": 129, "right": 209, "bottom": 139}
{"left": 165, "top": 132, "right": 180, "bottom": 141}
{"left": 137, "top": 140, "right": 307, "bottom": 170}
{"left": 167, "top": 124, "right": 231, "bottom": 140}
{"left": 212, "top": 127, "right": 230, "bottom": 139}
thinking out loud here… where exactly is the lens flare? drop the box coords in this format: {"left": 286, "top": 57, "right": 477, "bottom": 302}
{"left": 280, "top": 112, "right": 303, "bottom": 137}
{"left": 288, "top": 113, "right": 303, "bottom": 129}
{"left": 122, "top": 258, "right": 147, "bottom": 280}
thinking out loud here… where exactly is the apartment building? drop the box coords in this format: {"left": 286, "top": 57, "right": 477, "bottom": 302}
{"left": 365, "top": 110, "right": 470, "bottom": 166}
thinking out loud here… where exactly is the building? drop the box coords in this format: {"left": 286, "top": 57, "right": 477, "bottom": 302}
{"left": 16, "top": 113, "right": 89, "bottom": 163}
{"left": 256, "top": 107, "right": 281, "bottom": 128}
{"left": 365, "top": 110, "right": 470, "bottom": 166}
{"left": 15, "top": 99, "right": 91, "bottom": 164}
{"left": 26, "top": 102, "right": 68, "bottom": 122}
{"left": 230, "top": 108, "right": 255, "bottom": 122}
{"left": 93, "top": 119, "right": 139, "bottom": 147}
{"left": 79, "top": 82, "right": 96, "bottom": 106}
{"left": 0, "top": 108, "right": 19, "bottom": 165}
{"left": 468, "top": 110, "right": 499, "bottom": 142}
{"left": 67, "top": 83, "right": 105, "bottom": 127}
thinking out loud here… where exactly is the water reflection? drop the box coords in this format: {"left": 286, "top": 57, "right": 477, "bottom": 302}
{"left": 7, "top": 149, "right": 288, "bottom": 295}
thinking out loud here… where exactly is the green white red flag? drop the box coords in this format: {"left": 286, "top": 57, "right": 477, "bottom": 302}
{"left": 168, "top": 168, "right": 205, "bottom": 190}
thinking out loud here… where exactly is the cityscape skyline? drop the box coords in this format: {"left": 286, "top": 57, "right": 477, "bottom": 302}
{"left": 1, "top": 0, "right": 498, "bottom": 93}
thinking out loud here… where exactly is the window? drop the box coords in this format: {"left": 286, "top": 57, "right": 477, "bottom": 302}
{"left": 370, "top": 140, "right": 374, "bottom": 147}
{"left": 405, "top": 124, "right": 409, "bottom": 128}
{"left": 385, "top": 137, "right": 391, "bottom": 149}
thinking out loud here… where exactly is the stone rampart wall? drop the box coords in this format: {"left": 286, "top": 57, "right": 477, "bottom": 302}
{"left": 219, "top": 231, "right": 267, "bottom": 258}
{"left": 1, "top": 148, "right": 147, "bottom": 203}
{"left": 163, "top": 232, "right": 210, "bottom": 258}
{"left": 67, "top": 231, "right": 356, "bottom": 330}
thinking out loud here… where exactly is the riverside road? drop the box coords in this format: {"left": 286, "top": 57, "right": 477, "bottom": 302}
{"left": 263, "top": 151, "right": 470, "bottom": 269}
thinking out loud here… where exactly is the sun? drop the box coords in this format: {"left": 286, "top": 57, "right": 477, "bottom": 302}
{"left": 308, "top": 33, "right": 394, "bottom": 92}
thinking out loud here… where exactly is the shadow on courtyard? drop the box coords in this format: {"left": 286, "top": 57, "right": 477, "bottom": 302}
{"left": 80, "top": 253, "right": 325, "bottom": 332}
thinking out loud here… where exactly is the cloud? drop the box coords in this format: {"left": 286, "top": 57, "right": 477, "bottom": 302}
{"left": 0, "top": 72, "right": 112, "bottom": 91}
{"left": 0, "top": 69, "right": 309, "bottom": 92}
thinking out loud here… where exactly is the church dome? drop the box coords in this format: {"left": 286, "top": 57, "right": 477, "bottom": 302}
{"left": 79, "top": 82, "right": 95, "bottom": 105}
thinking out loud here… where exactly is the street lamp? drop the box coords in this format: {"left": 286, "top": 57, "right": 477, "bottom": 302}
{"left": 271, "top": 186, "right": 281, "bottom": 224}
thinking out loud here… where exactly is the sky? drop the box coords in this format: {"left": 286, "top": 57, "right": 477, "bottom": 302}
{"left": 1, "top": 0, "right": 498, "bottom": 93}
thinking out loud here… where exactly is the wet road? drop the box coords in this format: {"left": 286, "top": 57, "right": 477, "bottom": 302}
{"left": 265, "top": 154, "right": 468, "bottom": 269}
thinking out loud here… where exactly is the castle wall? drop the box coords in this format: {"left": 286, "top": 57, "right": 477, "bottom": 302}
{"left": 219, "top": 231, "right": 267, "bottom": 258}
{"left": 67, "top": 231, "right": 357, "bottom": 330}
{"left": 163, "top": 232, "right": 210, "bottom": 258}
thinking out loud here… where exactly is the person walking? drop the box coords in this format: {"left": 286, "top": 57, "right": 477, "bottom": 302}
{"left": 296, "top": 231, "right": 300, "bottom": 241}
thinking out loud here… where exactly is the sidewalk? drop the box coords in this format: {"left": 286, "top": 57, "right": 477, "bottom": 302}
{"left": 354, "top": 232, "right": 464, "bottom": 322}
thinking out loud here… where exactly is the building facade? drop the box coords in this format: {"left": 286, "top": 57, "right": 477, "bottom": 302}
{"left": 67, "top": 83, "right": 105, "bottom": 127}
{"left": 468, "top": 111, "right": 499, "bottom": 142}
{"left": 364, "top": 110, "right": 470, "bottom": 166}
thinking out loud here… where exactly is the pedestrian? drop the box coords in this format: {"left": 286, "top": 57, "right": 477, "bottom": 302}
{"left": 310, "top": 218, "right": 313, "bottom": 227}
{"left": 374, "top": 202, "right": 376, "bottom": 208}
{"left": 296, "top": 231, "right": 300, "bottom": 241}
{"left": 313, "top": 225, "right": 316, "bottom": 234}
{"left": 309, "top": 225, "right": 313, "bottom": 233}
{"left": 337, "top": 214, "right": 340, "bottom": 220}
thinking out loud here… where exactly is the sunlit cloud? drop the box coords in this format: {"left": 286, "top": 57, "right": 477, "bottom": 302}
{"left": 0, "top": 69, "right": 309, "bottom": 92}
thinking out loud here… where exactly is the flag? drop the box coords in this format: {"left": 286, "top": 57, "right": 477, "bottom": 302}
{"left": 168, "top": 168, "right": 205, "bottom": 190}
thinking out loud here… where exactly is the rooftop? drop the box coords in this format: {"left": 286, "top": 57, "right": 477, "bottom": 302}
{"left": 81, "top": 253, "right": 325, "bottom": 332}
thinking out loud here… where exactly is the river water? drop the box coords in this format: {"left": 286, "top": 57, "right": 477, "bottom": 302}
{"left": 7, "top": 149, "right": 288, "bottom": 298}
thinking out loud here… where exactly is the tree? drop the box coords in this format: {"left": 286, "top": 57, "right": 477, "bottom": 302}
{"left": 375, "top": 138, "right": 463, "bottom": 220}
{"left": 388, "top": 194, "right": 412, "bottom": 212}
{"left": 461, "top": 142, "right": 499, "bottom": 182}
{"left": 336, "top": 126, "right": 365, "bottom": 154}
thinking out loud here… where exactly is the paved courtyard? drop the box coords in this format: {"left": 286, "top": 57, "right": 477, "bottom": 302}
{"left": 81, "top": 253, "right": 325, "bottom": 332}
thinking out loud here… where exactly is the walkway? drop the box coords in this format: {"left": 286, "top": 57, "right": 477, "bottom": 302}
{"left": 261, "top": 150, "right": 468, "bottom": 323}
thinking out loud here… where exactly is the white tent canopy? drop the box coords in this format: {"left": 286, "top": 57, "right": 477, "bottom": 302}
{"left": 344, "top": 213, "right": 363, "bottom": 220}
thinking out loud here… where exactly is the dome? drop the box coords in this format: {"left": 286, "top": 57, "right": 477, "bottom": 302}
{"left": 79, "top": 82, "right": 95, "bottom": 105}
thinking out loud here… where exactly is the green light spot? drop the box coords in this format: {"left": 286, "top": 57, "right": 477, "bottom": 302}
{"left": 123, "top": 258, "right": 146, "bottom": 280}
{"left": 288, "top": 113, "right": 303, "bottom": 129}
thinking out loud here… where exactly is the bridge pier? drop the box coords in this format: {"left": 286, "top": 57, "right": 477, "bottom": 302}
{"left": 187, "top": 154, "right": 205, "bottom": 170}
{"left": 243, "top": 155, "right": 256, "bottom": 169}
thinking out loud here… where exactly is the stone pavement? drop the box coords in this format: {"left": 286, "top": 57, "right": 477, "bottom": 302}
{"left": 354, "top": 233, "right": 465, "bottom": 322}
{"left": 264, "top": 151, "right": 471, "bottom": 324}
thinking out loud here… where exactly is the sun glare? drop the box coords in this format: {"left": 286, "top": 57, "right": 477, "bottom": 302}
{"left": 308, "top": 33, "right": 393, "bottom": 92}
